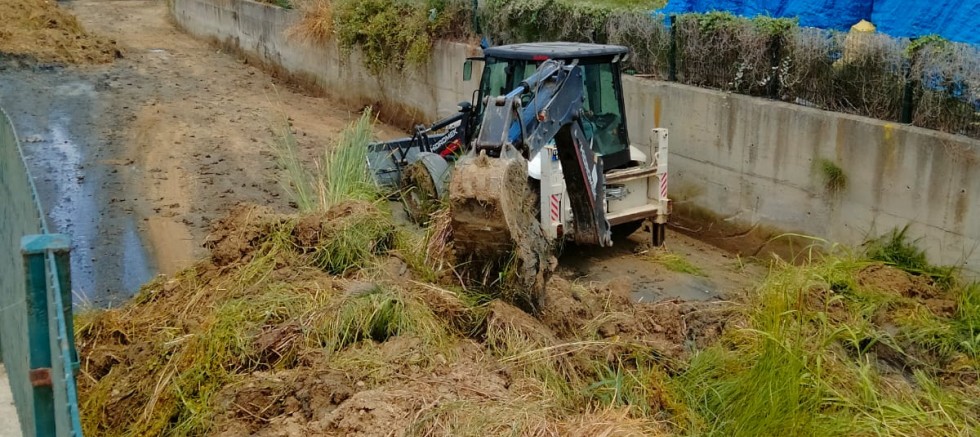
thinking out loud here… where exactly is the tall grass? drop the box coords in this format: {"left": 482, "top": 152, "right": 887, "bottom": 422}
{"left": 673, "top": 255, "right": 980, "bottom": 436}
{"left": 273, "top": 109, "right": 379, "bottom": 212}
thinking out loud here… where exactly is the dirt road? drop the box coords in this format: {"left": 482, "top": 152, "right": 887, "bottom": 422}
{"left": 0, "top": 0, "right": 759, "bottom": 306}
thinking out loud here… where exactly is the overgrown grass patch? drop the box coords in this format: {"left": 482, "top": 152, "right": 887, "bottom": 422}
{"left": 272, "top": 109, "right": 379, "bottom": 212}
{"left": 672, "top": 252, "right": 980, "bottom": 436}
{"left": 648, "top": 250, "right": 705, "bottom": 276}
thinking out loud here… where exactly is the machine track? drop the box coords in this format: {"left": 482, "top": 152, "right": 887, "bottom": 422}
{"left": 449, "top": 148, "right": 553, "bottom": 309}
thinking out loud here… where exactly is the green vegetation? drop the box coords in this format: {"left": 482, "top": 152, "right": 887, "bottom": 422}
{"left": 293, "top": 0, "right": 470, "bottom": 75}
{"left": 272, "top": 109, "right": 379, "bottom": 212}
{"left": 676, "top": 251, "right": 980, "bottom": 436}
{"left": 650, "top": 250, "right": 706, "bottom": 276}
{"left": 818, "top": 158, "right": 848, "bottom": 194}
{"left": 865, "top": 225, "right": 958, "bottom": 288}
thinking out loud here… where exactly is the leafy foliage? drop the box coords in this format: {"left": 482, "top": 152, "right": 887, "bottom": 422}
{"left": 332, "top": 0, "right": 469, "bottom": 75}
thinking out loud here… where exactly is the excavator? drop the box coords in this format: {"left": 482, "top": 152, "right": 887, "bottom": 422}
{"left": 368, "top": 42, "right": 670, "bottom": 305}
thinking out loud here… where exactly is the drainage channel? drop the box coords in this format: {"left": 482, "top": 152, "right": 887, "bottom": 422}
{"left": 1, "top": 69, "right": 155, "bottom": 307}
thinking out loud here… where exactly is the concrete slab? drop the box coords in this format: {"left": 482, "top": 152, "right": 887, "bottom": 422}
{"left": 0, "top": 364, "right": 22, "bottom": 437}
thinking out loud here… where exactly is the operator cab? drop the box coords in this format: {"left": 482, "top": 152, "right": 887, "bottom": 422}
{"left": 468, "top": 42, "right": 633, "bottom": 170}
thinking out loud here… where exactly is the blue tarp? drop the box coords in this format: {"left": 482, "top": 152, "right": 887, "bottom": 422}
{"left": 656, "top": 0, "right": 980, "bottom": 45}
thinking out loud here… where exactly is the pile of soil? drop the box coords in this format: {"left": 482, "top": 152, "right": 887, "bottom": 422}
{"left": 76, "top": 203, "right": 735, "bottom": 436}
{"left": 0, "top": 0, "right": 119, "bottom": 64}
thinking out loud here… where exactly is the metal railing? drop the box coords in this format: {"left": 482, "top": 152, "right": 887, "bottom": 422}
{"left": 0, "top": 106, "right": 83, "bottom": 436}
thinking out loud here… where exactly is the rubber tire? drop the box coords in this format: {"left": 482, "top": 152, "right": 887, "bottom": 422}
{"left": 651, "top": 222, "right": 666, "bottom": 247}
{"left": 610, "top": 220, "right": 644, "bottom": 241}
{"left": 400, "top": 161, "right": 440, "bottom": 225}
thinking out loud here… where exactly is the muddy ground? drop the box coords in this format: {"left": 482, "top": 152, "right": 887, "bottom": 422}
{"left": 0, "top": 0, "right": 402, "bottom": 304}
{"left": 0, "top": 0, "right": 760, "bottom": 306}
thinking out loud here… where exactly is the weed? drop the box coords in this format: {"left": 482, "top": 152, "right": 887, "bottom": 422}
{"left": 865, "top": 225, "right": 957, "bottom": 288}
{"left": 650, "top": 250, "right": 705, "bottom": 276}
{"left": 818, "top": 158, "right": 848, "bottom": 193}
{"left": 272, "top": 109, "right": 379, "bottom": 213}
{"left": 290, "top": 0, "right": 333, "bottom": 43}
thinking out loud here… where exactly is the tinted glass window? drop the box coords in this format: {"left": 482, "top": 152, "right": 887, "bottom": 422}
{"left": 478, "top": 57, "right": 628, "bottom": 158}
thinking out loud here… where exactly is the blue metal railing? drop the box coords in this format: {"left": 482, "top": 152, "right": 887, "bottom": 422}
{"left": 1, "top": 105, "right": 84, "bottom": 436}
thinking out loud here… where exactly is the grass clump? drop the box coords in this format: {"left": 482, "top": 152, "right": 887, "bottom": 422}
{"left": 323, "top": 285, "right": 450, "bottom": 351}
{"left": 273, "top": 109, "right": 379, "bottom": 212}
{"left": 818, "top": 158, "right": 848, "bottom": 193}
{"left": 649, "top": 250, "right": 705, "bottom": 276}
{"left": 865, "top": 225, "right": 957, "bottom": 288}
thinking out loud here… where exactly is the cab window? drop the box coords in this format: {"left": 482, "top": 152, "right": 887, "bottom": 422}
{"left": 477, "top": 56, "right": 628, "bottom": 159}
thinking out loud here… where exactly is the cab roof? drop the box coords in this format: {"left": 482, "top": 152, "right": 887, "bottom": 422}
{"left": 482, "top": 42, "right": 629, "bottom": 61}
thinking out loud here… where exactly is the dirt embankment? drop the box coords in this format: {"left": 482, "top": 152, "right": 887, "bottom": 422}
{"left": 76, "top": 202, "right": 739, "bottom": 436}
{"left": 75, "top": 201, "right": 980, "bottom": 436}
{"left": 0, "top": 0, "right": 119, "bottom": 64}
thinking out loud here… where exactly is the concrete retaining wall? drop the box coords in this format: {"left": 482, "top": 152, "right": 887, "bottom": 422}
{"left": 170, "top": 0, "right": 480, "bottom": 123}
{"left": 624, "top": 80, "right": 980, "bottom": 274}
{"left": 171, "top": 0, "right": 980, "bottom": 276}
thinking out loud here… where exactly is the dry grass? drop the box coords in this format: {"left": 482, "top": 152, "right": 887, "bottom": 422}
{"left": 288, "top": 0, "right": 333, "bottom": 43}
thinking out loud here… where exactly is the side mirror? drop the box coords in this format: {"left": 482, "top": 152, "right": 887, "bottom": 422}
{"left": 463, "top": 59, "right": 473, "bottom": 81}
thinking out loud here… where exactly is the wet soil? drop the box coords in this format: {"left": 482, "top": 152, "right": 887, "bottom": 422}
{"left": 1, "top": 0, "right": 756, "bottom": 307}
{"left": 0, "top": 0, "right": 401, "bottom": 305}
{"left": 559, "top": 226, "right": 763, "bottom": 303}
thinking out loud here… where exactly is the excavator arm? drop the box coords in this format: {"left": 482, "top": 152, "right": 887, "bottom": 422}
{"left": 450, "top": 59, "right": 612, "bottom": 304}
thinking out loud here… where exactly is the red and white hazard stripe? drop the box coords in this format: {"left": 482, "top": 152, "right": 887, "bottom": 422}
{"left": 550, "top": 194, "right": 561, "bottom": 222}
{"left": 659, "top": 172, "right": 668, "bottom": 200}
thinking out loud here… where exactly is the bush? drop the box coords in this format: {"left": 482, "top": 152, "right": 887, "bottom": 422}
{"left": 294, "top": 1, "right": 979, "bottom": 138}
{"left": 295, "top": 0, "right": 471, "bottom": 75}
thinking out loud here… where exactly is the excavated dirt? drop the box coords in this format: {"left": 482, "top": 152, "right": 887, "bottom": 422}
{"left": 0, "top": 0, "right": 119, "bottom": 64}
{"left": 76, "top": 204, "right": 737, "bottom": 436}
{"left": 449, "top": 151, "right": 554, "bottom": 309}
{"left": 857, "top": 264, "right": 957, "bottom": 317}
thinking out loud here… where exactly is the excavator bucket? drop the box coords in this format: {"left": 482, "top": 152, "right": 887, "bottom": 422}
{"left": 449, "top": 145, "right": 552, "bottom": 308}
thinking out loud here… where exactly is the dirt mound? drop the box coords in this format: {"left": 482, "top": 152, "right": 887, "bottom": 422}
{"left": 0, "top": 0, "right": 120, "bottom": 64}
{"left": 857, "top": 264, "right": 940, "bottom": 299}
{"left": 857, "top": 263, "right": 957, "bottom": 318}
{"left": 540, "top": 276, "right": 737, "bottom": 361}
{"left": 204, "top": 203, "right": 284, "bottom": 266}
{"left": 76, "top": 204, "right": 726, "bottom": 435}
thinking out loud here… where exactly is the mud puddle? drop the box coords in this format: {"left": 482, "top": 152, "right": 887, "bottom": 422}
{"left": 559, "top": 227, "right": 760, "bottom": 301}
{"left": 1, "top": 69, "right": 155, "bottom": 305}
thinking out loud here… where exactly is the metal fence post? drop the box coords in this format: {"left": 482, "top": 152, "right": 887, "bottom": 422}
{"left": 53, "top": 247, "right": 78, "bottom": 372}
{"left": 900, "top": 41, "right": 918, "bottom": 124}
{"left": 22, "top": 234, "right": 69, "bottom": 437}
{"left": 768, "top": 34, "right": 783, "bottom": 99}
{"left": 668, "top": 15, "right": 678, "bottom": 82}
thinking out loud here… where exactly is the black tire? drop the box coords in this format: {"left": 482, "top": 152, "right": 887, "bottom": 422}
{"left": 400, "top": 162, "right": 440, "bottom": 224}
{"left": 611, "top": 220, "right": 644, "bottom": 241}
{"left": 651, "top": 222, "right": 666, "bottom": 247}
